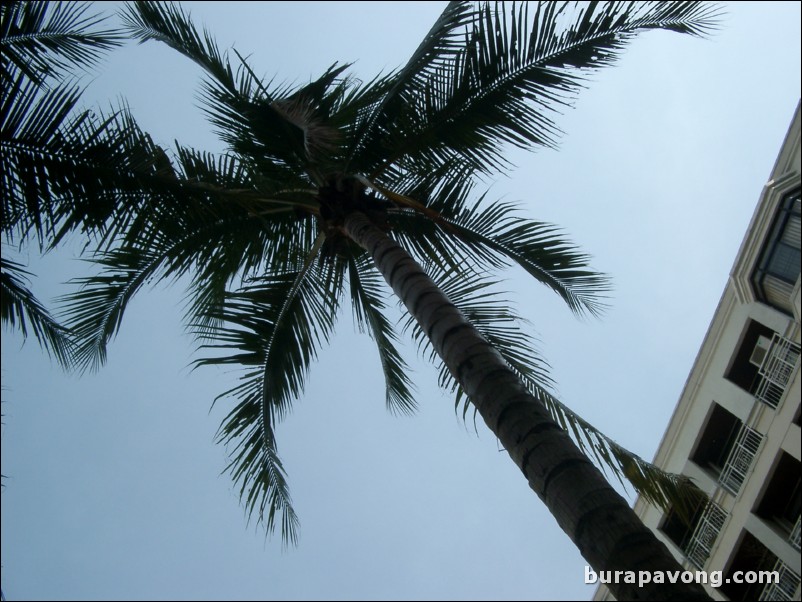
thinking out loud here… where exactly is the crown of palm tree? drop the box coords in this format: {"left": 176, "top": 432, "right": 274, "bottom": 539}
{"left": 2, "top": 0, "right": 720, "bottom": 573}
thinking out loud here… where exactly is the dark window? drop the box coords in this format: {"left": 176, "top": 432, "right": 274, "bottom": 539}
{"left": 768, "top": 243, "right": 800, "bottom": 282}
{"left": 751, "top": 189, "right": 801, "bottom": 315}
{"left": 721, "top": 531, "right": 780, "bottom": 601}
{"left": 660, "top": 496, "right": 707, "bottom": 551}
{"left": 725, "top": 320, "right": 775, "bottom": 394}
{"left": 754, "top": 452, "right": 801, "bottom": 537}
{"left": 659, "top": 491, "right": 725, "bottom": 568}
{"left": 691, "top": 403, "right": 741, "bottom": 474}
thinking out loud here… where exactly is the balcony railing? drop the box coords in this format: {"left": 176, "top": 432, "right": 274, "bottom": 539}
{"left": 791, "top": 515, "right": 801, "bottom": 552}
{"left": 718, "top": 425, "right": 763, "bottom": 494}
{"left": 755, "top": 334, "right": 800, "bottom": 409}
{"left": 685, "top": 502, "right": 727, "bottom": 569}
{"left": 760, "top": 557, "right": 801, "bottom": 601}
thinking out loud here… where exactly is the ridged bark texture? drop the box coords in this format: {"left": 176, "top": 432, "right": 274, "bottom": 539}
{"left": 344, "top": 211, "right": 712, "bottom": 601}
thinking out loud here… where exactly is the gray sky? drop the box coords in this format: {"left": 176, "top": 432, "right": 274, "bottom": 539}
{"left": 1, "top": 2, "right": 800, "bottom": 600}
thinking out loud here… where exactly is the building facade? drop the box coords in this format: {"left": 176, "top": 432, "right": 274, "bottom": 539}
{"left": 595, "top": 104, "right": 801, "bottom": 601}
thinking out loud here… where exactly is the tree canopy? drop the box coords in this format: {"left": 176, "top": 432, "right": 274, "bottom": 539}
{"left": 28, "top": 1, "right": 717, "bottom": 544}
{"left": 1, "top": 2, "right": 750, "bottom": 599}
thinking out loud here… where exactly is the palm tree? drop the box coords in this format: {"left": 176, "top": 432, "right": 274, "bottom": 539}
{"left": 51, "top": 2, "right": 722, "bottom": 599}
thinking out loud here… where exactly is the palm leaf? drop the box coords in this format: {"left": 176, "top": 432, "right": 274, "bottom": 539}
{"left": 388, "top": 194, "right": 610, "bottom": 318}
{"left": 347, "top": 255, "right": 416, "bottom": 415}
{"left": 0, "top": 256, "right": 72, "bottom": 367}
{"left": 346, "top": 1, "right": 475, "bottom": 171}
{"left": 0, "top": 1, "right": 122, "bottom": 87}
{"left": 0, "top": 75, "right": 178, "bottom": 250}
{"left": 1, "top": 69, "right": 82, "bottom": 244}
{"left": 121, "top": 1, "right": 247, "bottom": 100}
{"left": 364, "top": 1, "right": 721, "bottom": 182}
{"left": 214, "top": 387, "right": 299, "bottom": 545}
{"left": 193, "top": 253, "right": 343, "bottom": 541}
{"left": 58, "top": 143, "right": 317, "bottom": 373}
{"left": 59, "top": 247, "right": 162, "bottom": 372}
{"left": 445, "top": 199, "right": 610, "bottom": 317}
{"left": 122, "top": 2, "right": 349, "bottom": 185}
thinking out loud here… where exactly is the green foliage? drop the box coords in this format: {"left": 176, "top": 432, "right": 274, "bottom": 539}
{"left": 195, "top": 258, "right": 341, "bottom": 545}
{"left": 0, "top": 257, "right": 72, "bottom": 367}
{"left": 0, "top": 1, "right": 122, "bottom": 86}
{"left": 47, "top": 1, "right": 722, "bottom": 543}
{"left": 1, "top": 0, "right": 131, "bottom": 365}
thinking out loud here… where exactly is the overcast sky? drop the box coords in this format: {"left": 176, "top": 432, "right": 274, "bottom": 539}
{"left": 2, "top": 2, "right": 801, "bottom": 601}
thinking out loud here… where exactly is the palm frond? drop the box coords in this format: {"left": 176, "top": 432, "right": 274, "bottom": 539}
{"left": 1, "top": 69, "right": 82, "bottom": 244}
{"left": 209, "top": 64, "right": 352, "bottom": 186}
{"left": 122, "top": 2, "right": 351, "bottom": 184}
{"left": 389, "top": 195, "right": 610, "bottom": 318}
{"left": 0, "top": 1, "right": 122, "bottom": 87}
{"left": 0, "top": 256, "right": 72, "bottom": 367}
{"left": 214, "top": 389, "right": 299, "bottom": 545}
{"left": 121, "top": 1, "right": 247, "bottom": 100}
{"left": 154, "top": 146, "right": 319, "bottom": 331}
{"left": 347, "top": 255, "right": 416, "bottom": 415}
{"left": 366, "top": 1, "right": 721, "bottom": 182}
{"left": 194, "top": 238, "right": 338, "bottom": 420}
{"left": 54, "top": 139, "right": 320, "bottom": 373}
{"left": 325, "top": 71, "right": 397, "bottom": 143}
{"left": 193, "top": 251, "right": 343, "bottom": 543}
{"left": 446, "top": 199, "right": 610, "bottom": 317}
{"left": 0, "top": 66, "right": 194, "bottom": 252}
{"left": 58, "top": 179, "right": 324, "bottom": 543}
{"left": 169, "top": 145, "right": 319, "bottom": 222}
{"left": 60, "top": 205, "right": 313, "bottom": 374}
{"left": 346, "top": 0, "right": 475, "bottom": 171}
{"left": 59, "top": 248, "right": 161, "bottom": 372}
{"left": 8, "top": 99, "right": 160, "bottom": 249}
{"left": 352, "top": 173, "right": 608, "bottom": 319}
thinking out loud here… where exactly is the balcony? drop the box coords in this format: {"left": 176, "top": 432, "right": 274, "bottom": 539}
{"left": 760, "top": 557, "right": 801, "bottom": 601}
{"left": 719, "top": 425, "right": 763, "bottom": 494}
{"left": 723, "top": 530, "right": 801, "bottom": 600}
{"left": 692, "top": 403, "right": 764, "bottom": 495}
{"left": 754, "top": 333, "right": 800, "bottom": 409}
{"left": 685, "top": 502, "right": 727, "bottom": 569}
{"left": 790, "top": 515, "right": 800, "bottom": 552}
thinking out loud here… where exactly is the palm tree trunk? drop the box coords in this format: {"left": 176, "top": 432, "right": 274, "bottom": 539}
{"left": 343, "top": 211, "right": 711, "bottom": 602}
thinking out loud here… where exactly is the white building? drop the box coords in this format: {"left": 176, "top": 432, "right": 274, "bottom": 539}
{"left": 596, "top": 103, "right": 801, "bottom": 601}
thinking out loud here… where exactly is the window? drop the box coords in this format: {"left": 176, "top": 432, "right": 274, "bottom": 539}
{"left": 754, "top": 452, "right": 801, "bottom": 547}
{"left": 660, "top": 496, "right": 727, "bottom": 568}
{"left": 722, "top": 530, "right": 801, "bottom": 601}
{"left": 661, "top": 495, "right": 706, "bottom": 552}
{"left": 691, "top": 403, "right": 741, "bottom": 476}
{"left": 726, "top": 323, "right": 800, "bottom": 409}
{"left": 751, "top": 189, "right": 801, "bottom": 315}
{"left": 690, "top": 402, "right": 763, "bottom": 494}
{"left": 725, "top": 320, "right": 776, "bottom": 394}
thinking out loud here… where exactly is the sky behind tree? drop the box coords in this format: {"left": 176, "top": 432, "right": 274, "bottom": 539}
{"left": 1, "top": 2, "right": 801, "bottom": 600}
